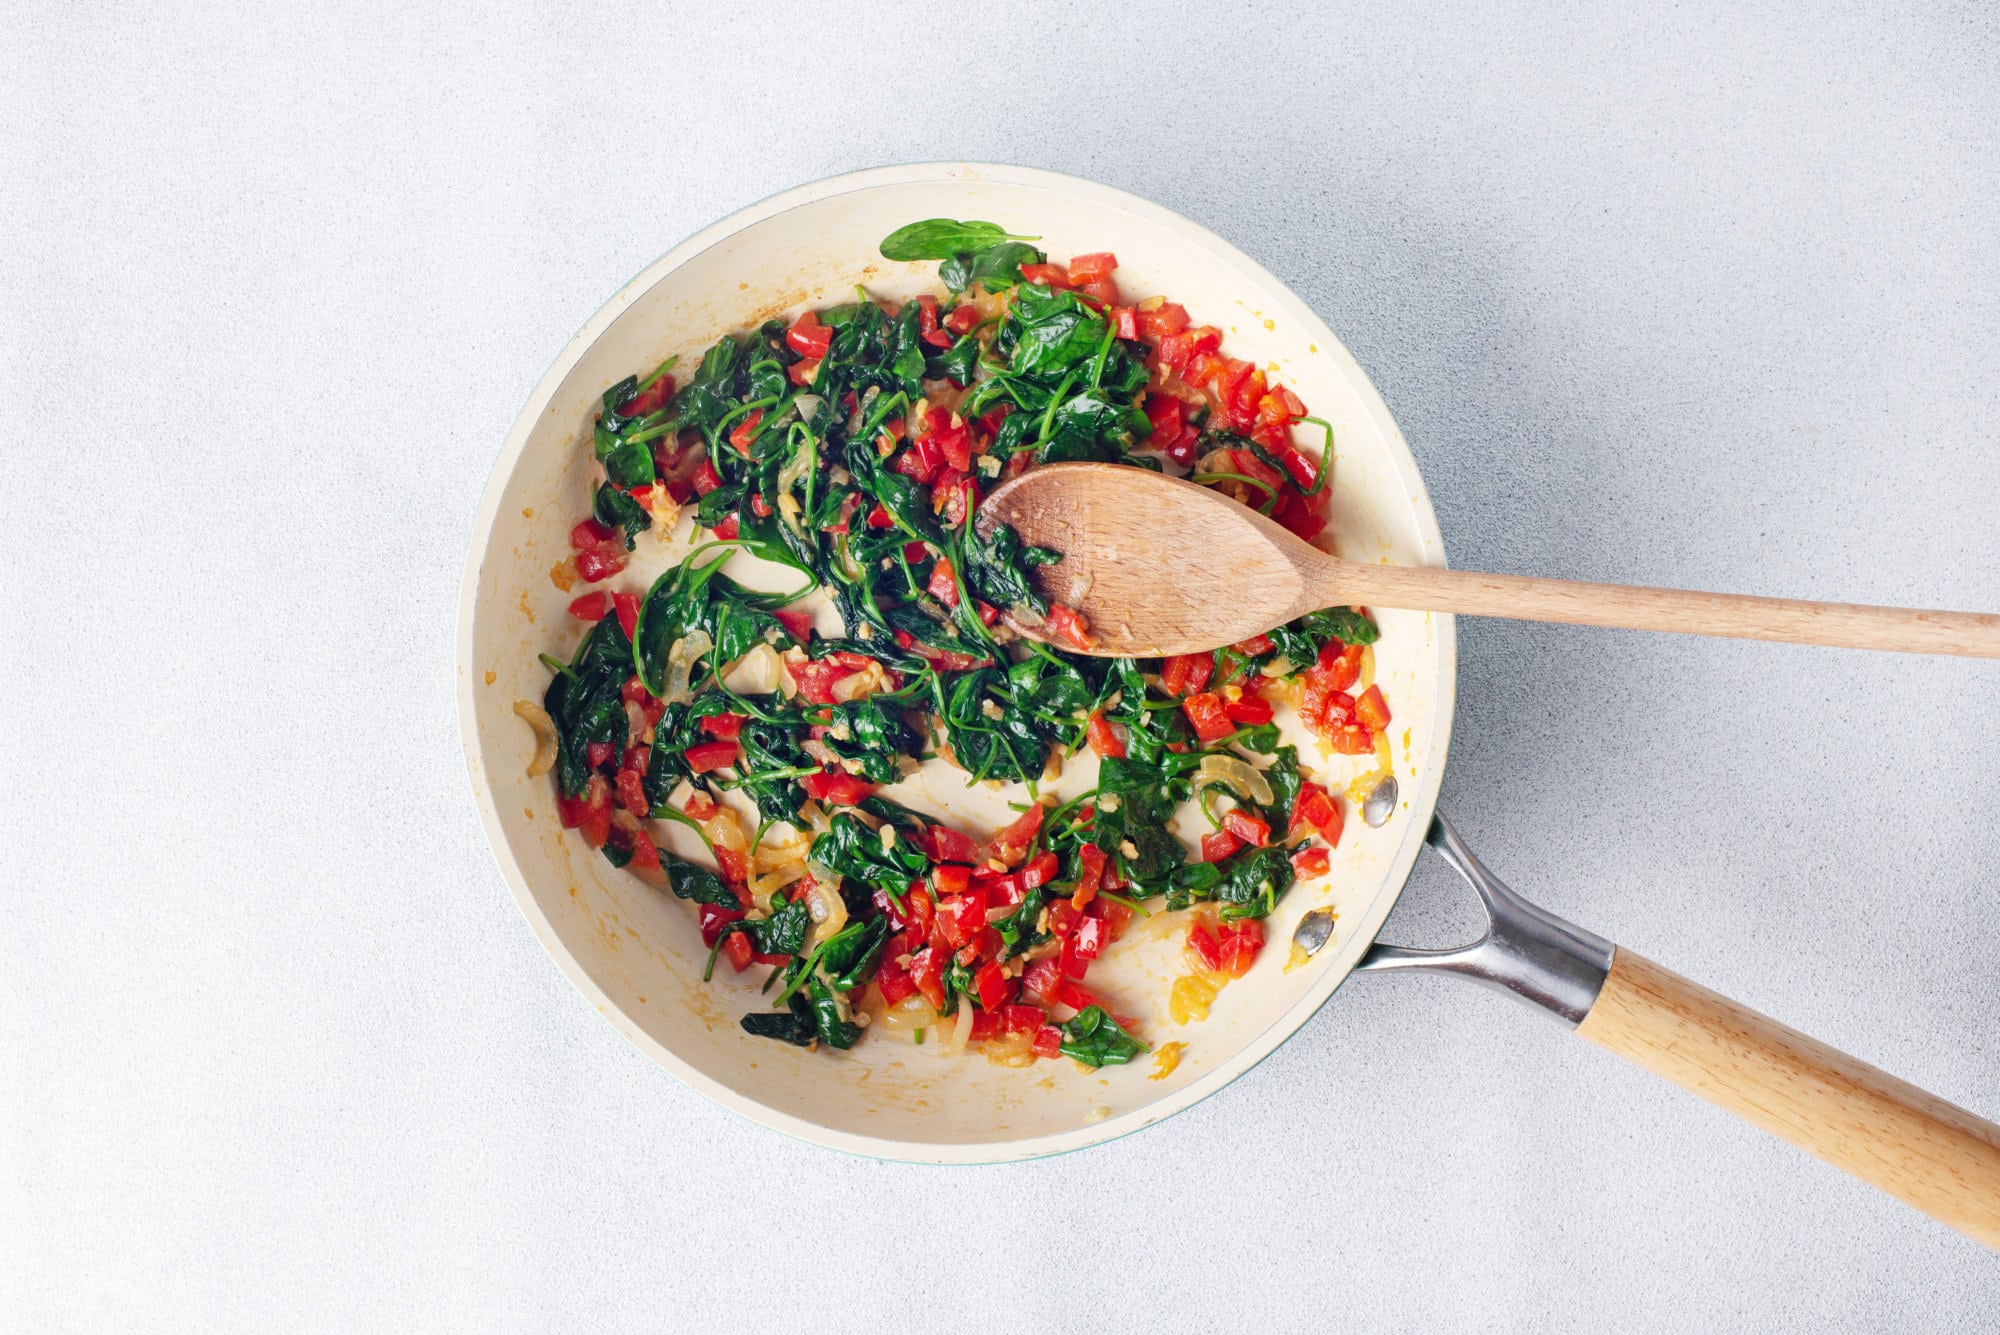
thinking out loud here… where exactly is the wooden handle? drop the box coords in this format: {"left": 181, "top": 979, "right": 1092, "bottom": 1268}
{"left": 1576, "top": 948, "right": 2000, "bottom": 1248}
{"left": 1318, "top": 561, "right": 2000, "bottom": 658}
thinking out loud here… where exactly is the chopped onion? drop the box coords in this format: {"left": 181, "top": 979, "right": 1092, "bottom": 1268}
{"left": 513, "top": 700, "right": 558, "bottom": 777}
{"left": 1196, "top": 753, "right": 1274, "bottom": 806}
{"left": 721, "top": 642, "right": 781, "bottom": 695}
{"left": 792, "top": 393, "right": 823, "bottom": 422}
{"left": 983, "top": 1028, "right": 1037, "bottom": 1068}
{"left": 662, "top": 628, "right": 713, "bottom": 705}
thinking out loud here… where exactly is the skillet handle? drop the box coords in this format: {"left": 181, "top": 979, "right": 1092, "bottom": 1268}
{"left": 1576, "top": 948, "right": 2000, "bottom": 1249}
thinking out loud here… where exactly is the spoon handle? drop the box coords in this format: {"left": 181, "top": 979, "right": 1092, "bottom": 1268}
{"left": 1318, "top": 559, "right": 2000, "bottom": 658}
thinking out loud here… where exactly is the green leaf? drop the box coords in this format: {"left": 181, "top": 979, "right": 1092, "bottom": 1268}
{"left": 879, "top": 219, "right": 1036, "bottom": 262}
{"left": 662, "top": 853, "right": 735, "bottom": 907}
{"left": 593, "top": 482, "right": 652, "bottom": 550}
{"left": 741, "top": 993, "right": 817, "bottom": 1046}
{"left": 1059, "top": 1006, "right": 1148, "bottom": 1067}
{"left": 747, "top": 895, "right": 810, "bottom": 956}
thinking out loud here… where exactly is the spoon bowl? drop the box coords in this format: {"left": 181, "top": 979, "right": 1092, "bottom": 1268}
{"left": 979, "top": 462, "right": 2000, "bottom": 659}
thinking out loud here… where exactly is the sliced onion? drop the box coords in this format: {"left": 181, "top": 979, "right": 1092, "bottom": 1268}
{"left": 983, "top": 1028, "right": 1036, "bottom": 1068}
{"left": 721, "top": 641, "right": 781, "bottom": 695}
{"left": 513, "top": 700, "right": 557, "bottom": 777}
{"left": 792, "top": 393, "right": 823, "bottom": 422}
{"left": 662, "top": 628, "right": 713, "bottom": 705}
{"left": 803, "top": 866, "right": 848, "bottom": 949}
{"left": 750, "top": 861, "right": 807, "bottom": 913}
{"left": 944, "top": 998, "right": 975, "bottom": 1055}
{"left": 877, "top": 994, "right": 936, "bottom": 1036}
{"left": 1196, "top": 753, "right": 1274, "bottom": 806}
{"left": 704, "top": 804, "right": 747, "bottom": 854}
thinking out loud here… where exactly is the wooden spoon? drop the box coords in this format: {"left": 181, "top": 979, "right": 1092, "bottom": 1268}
{"left": 976, "top": 462, "right": 2000, "bottom": 658}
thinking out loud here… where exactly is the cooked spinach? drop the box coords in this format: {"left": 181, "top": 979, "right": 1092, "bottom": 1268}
{"left": 536, "top": 217, "right": 1378, "bottom": 1059}
{"left": 1059, "top": 1006, "right": 1148, "bottom": 1068}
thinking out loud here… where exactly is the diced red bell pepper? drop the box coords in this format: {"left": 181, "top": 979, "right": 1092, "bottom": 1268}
{"left": 936, "top": 888, "right": 989, "bottom": 950}
{"left": 1135, "top": 302, "right": 1190, "bottom": 339}
{"left": 573, "top": 546, "right": 625, "bottom": 583}
{"left": 926, "top": 557, "right": 959, "bottom": 607}
{"left": 875, "top": 956, "right": 916, "bottom": 1005}
{"left": 1160, "top": 652, "right": 1212, "bottom": 697}
{"left": 1300, "top": 677, "right": 1357, "bottom": 733}
{"left": 1019, "top": 851, "right": 1060, "bottom": 891}
{"left": 684, "top": 740, "right": 742, "bottom": 774}
{"left": 1018, "top": 262, "right": 1071, "bottom": 288}
{"left": 682, "top": 789, "right": 718, "bottom": 821}
{"left": 1073, "top": 914, "right": 1108, "bottom": 962}
{"left": 1033, "top": 1026, "right": 1064, "bottom": 1060}
{"left": 567, "top": 591, "right": 610, "bottom": 622}
{"left": 1087, "top": 896, "right": 1132, "bottom": 942}
{"left": 697, "top": 902, "right": 745, "bottom": 946}
{"left": 785, "top": 308, "right": 833, "bottom": 359}
{"left": 708, "top": 514, "right": 739, "bottom": 540}
{"left": 614, "top": 767, "right": 648, "bottom": 818}
{"left": 1355, "top": 684, "right": 1391, "bottom": 733}
{"left": 1182, "top": 692, "right": 1235, "bottom": 744}
{"left": 569, "top": 518, "right": 615, "bottom": 550}
{"left": 698, "top": 712, "right": 746, "bottom": 740}
{"left": 1072, "top": 843, "right": 1107, "bottom": 908}
{"left": 865, "top": 502, "right": 896, "bottom": 529}
{"left": 1215, "top": 920, "right": 1266, "bottom": 978}
{"left": 1316, "top": 640, "right": 1366, "bottom": 690}
{"left": 1085, "top": 709, "right": 1127, "bottom": 759}
{"left": 714, "top": 845, "right": 749, "bottom": 885}
{"left": 1055, "top": 979, "right": 1098, "bottom": 1013}
{"left": 1222, "top": 808, "right": 1271, "bottom": 848}
{"left": 926, "top": 824, "right": 980, "bottom": 865}
{"left": 973, "top": 960, "right": 1014, "bottom": 1010}
{"left": 577, "top": 775, "right": 611, "bottom": 849}
{"left": 997, "top": 1003, "right": 1046, "bottom": 1035}
{"left": 968, "top": 1007, "right": 1004, "bottom": 1043}
{"left": 1200, "top": 829, "right": 1242, "bottom": 863}
{"left": 909, "top": 947, "right": 948, "bottom": 1010}
{"left": 1068, "top": 252, "right": 1118, "bottom": 282}
{"left": 788, "top": 357, "right": 820, "bottom": 387}
{"left": 723, "top": 931, "right": 756, "bottom": 973}
{"left": 773, "top": 606, "right": 813, "bottom": 643}
{"left": 1021, "top": 957, "right": 1064, "bottom": 1008}
{"left": 1223, "top": 692, "right": 1273, "bottom": 725}
{"left": 618, "top": 375, "right": 673, "bottom": 419}
{"left": 1325, "top": 724, "right": 1376, "bottom": 755}
{"left": 690, "top": 459, "right": 723, "bottom": 496}
{"left": 1292, "top": 846, "right": 1331, "bottom": 878}
{"left": 1045, "top": 604, "right": 1093, "bottom": 651}
{"left": 1292, "top": 781, "right": 1345, "bottom": 848}
{"left": 1111, "top": 306, "right": 1138, "bottom": 339}
{"left": 728, "top": 407, "right": 763, "bottom": 455}
{"left": 789, "top": 659, "right": 857, "bottom": 705}
{"left": 932, "top": 863, "right": 971, "bottom": 896}
{"left": 1186, "top": 920, "right": 1224, "bottom": 972}
{"left": 944, "top": 303, "right": 979, "bottom": 334}
{"left": 987, "top": 802, "right": 1045, "bottom": 866}
{"left": 798, "top": 769, "right": 875, "bottom": 806}
{"left": 1059, "top": 930, "right": 1091, "bottom": 980}
{"left": 586, "top": 741, "right": 615, "bottom": 770}
{"left": 613, "top": 591, "right": 640, "bottom": 639}
{"left": 1044, "top": 900, "right": 1081, "bottom": 938}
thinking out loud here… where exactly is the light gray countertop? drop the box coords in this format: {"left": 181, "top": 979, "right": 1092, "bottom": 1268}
{"left": 4, "top": 2, "right": 1996, "bottom": 1329}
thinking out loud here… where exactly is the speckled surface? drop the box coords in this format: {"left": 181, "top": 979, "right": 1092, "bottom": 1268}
{"left": 4, "top": 2, "right": 1998, "bottom": 1329}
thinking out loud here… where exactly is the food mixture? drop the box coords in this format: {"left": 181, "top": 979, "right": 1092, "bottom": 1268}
{"left": 515, "top": 219, "right": 1394, "bottom": 1068}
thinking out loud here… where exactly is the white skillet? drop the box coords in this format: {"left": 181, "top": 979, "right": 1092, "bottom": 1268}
{"left": 455, "top": 163, "right": 1999, "bottom": 1245}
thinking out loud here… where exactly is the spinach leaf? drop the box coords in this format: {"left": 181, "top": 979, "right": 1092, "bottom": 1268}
{"left": 663, "top": 852, "right": 734, "bottom": 908}
{"left": 822, "top": 917, "right": 890, "bottom": 991}
{"left": 1212, "top": 845, "right": 1295, "bottom": 921}
{"left": 1262, "top": 745, "right": 1303, "bottom": 833}
{"left": 1266, "top": 606, "right": 1380, "bottom": 666}
{"left": 592, "top": 481, "right": 652, "bottom": 550}
{"left": 746, "top": 895, "right": 811, "bottom": 956}
{"left": 810, "top": 813, "right": 928, "bottom": 895}
{"left": 741, "top": 992, "right": 817, "bottom": 1046}
{"left": 939, "top": 668, "right": 1051, "bottom": 783}
{"left": 1007, "top": 284, "right": 1107, "bottom": 379}
{"left": 1059, "top": 1006, "right": 1148, "bottom": 1067}
{"left": 1094, "top": 755, "right": 1187, "bottom": 890}
{"left": 964, "top": 520, "right": 1057, "bottom": 617}
{"left": 805, "top": 973, "right": 862, "bottom": 1049}
{"left": 880, "top": 219, "right": 1036, "bottom": 262}
{"left": 541, "top": 614, "right": 633, "bottom": 797}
